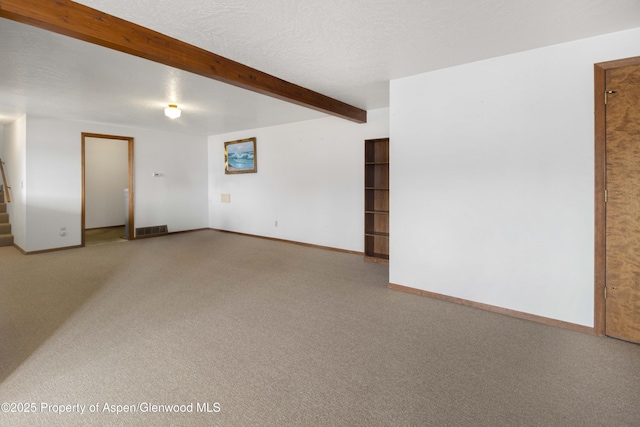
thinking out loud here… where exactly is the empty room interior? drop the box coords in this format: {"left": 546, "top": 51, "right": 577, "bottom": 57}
{"left": 1, "top": 1, "right": 640, "bottom": 425}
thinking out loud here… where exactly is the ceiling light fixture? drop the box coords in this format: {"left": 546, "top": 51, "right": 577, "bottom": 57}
{"left": 164, "top": 104, "right": 181, "bottom": 119}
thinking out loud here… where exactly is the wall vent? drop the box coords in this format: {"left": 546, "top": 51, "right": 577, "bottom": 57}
{"left": 136, "top": 225, "right": 168, "bottom": 238}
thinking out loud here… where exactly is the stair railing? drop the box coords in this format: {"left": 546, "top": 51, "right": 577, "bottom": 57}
{"left": 0, "top": 157, "right": 10, "bottom": 203}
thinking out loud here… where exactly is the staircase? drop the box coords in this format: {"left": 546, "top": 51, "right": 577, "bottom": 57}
{"left": 0, "top": 188, "right": 13, "bottom": 247}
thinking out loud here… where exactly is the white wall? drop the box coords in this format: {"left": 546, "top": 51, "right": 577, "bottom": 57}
{"left": 209, "top": 108, "right": 389, "bottom": 252}
{"left": 24, "top": 116, "right": 208, "bottom": 252}
{"left": 85, "top": 137, "right": 129, "bottom": 229}
{"left": 2, "top": 115, "right": 27, "bottom": 249}
{"left": 390, "top": 27, "right": 640, "bottom": 327}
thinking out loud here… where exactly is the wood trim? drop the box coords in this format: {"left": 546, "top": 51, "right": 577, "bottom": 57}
{"left": 593, "top": 55, "right": 640, "bottom": 337}
{"left": 85, "top": 224, "right": 125, "bottom": 231}
{"left": 134, "top": 228, "right": 210, "bottom": 239}
{"left": 173, "top": 228, "right": 210, "bottom": 234}
{"left": 81, "top": 133, "right": 135, "bottom": 245}
{"left": 81, "top": 133, "right": 135, "bottom": 141}
{"left": 127, "top": 139, "right": 135, "bottom": 240}
{"left": 389, "top": 283, "right": 596, "bottom": 335}
{"left": 595, "top": 56, "right": 640, "bottom": 70}
{"left": 210, "top": 228, "right": 364, "bottom": 256}
{"left": 364, "top": 256, "right": 389, "bottom": 265}
{"left": 594, "top": 63, "right": 606, "bottom": 336}
{"left": 81, "top": 137, "right": 85, "bottom": 247}
{"left": 0, "top": 157, "right": 10, "bottom": 203}
{"left": 0, "top": 0, "right": 366, "bottom": 124}
{"left": 16, "top": 229, "right": 209, "bottom": 253}
{"left": 23, "top": 245, "right": 83, "bottom": 255}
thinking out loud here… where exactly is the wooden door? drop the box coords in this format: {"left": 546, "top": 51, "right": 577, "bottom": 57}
{"left": 605, "top": 64, "right": 640, "bottom": 343}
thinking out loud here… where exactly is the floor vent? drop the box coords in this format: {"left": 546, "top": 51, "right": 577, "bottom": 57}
{"left": 136, "top": 225, "right": 168, "bottom": 238}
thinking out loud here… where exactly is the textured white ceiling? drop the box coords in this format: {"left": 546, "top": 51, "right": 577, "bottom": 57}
{"left": 0, "top": 19, "right": 325, "bottom": 135}
{"left": 1, "top": 0, "right": 640, "bottom": 135}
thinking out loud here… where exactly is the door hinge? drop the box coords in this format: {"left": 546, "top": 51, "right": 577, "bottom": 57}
{"left": 605, "top": 90, "right": 617, "bottom": 105}
{"left": 604, "top": 286, "right": 607, "bottom": 299}
{"left": 605, "top": 189, "right": 608, "bottom": 203}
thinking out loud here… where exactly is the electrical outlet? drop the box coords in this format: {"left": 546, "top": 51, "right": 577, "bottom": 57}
{"left": 60, "top": 227, "right": 66, "bottom": 237}
{"left": 275, "top": 220, "right": 278, "bottom": 227}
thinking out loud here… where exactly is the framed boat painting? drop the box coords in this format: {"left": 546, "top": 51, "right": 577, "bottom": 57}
{"left": 225, "top": 137, "right": 257, "bottom": 174}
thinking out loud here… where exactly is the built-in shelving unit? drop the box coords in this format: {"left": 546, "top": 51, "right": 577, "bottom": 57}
{"left": 364, "top": 138, "right": 389, "bottom": 263}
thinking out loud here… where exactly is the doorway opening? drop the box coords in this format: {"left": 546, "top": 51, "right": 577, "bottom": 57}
{"left": 81, "top": 133, "right": 135, "bottom": 246}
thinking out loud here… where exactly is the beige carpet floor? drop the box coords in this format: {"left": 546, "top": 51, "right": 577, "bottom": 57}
{"left": 0, "top": 230, "right": 639, "bottom": 426}
{"left": 84, "top": 226, "right": 127, "bottom": 246}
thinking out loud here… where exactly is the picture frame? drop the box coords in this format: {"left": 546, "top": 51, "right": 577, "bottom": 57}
{"left": 225, "top": 137, "right": 257, "bottom": 174}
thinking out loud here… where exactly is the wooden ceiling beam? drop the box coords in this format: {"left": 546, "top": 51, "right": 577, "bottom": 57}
{"left": 0, "top": 0, "right": 367, "bottom": 123}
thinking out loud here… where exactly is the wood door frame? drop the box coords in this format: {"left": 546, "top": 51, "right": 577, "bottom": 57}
{"left": 594, "top": 55, "right": 640, "bottom": 336}
{"left": 81, "top": 133, "right": 135, "bottom": 246}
